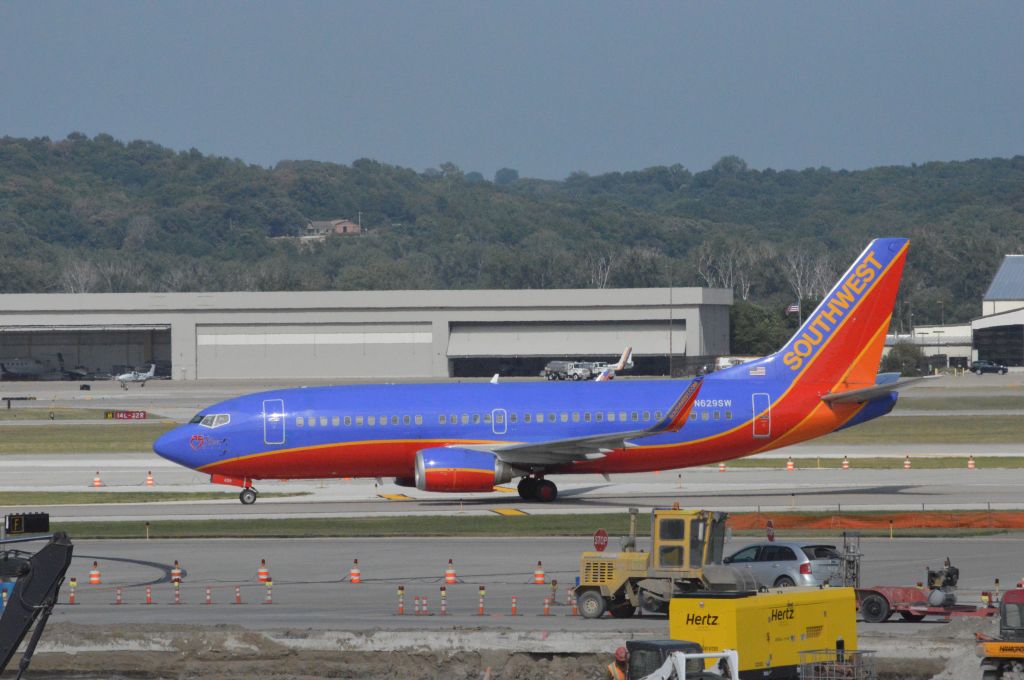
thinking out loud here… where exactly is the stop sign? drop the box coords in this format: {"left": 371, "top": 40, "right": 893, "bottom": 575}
{"left": 593, "top": 528, "right": 609, "bottom": 552}
{"left": 766, "top": 519, "right": 775, "bottom": 542}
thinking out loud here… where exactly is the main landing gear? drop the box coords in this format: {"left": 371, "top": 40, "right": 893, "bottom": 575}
{"left": 239, "top": 487, "right": 258, "bottom": 505}
{"left": 517, "top": 476, "right": 558, "bottom": 503}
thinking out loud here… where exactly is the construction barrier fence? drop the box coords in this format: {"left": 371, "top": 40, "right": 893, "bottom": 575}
{"left": 729, "top": 510, "right": 1024, "bottom": 530}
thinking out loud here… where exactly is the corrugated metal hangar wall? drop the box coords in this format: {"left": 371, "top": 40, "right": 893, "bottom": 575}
{"left": 196, "top": 323, "right": 435, "bottom": 379}
{"left": 0, "top": 288, "right": 731, "bottom": 380}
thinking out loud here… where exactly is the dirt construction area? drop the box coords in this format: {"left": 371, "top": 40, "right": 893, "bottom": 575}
{"left": 19, "top": 617, "right": 992, "bottom": 679}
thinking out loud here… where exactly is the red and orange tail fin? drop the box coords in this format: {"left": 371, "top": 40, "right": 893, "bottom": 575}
{"left": 773, "top": 238, "right": 909, "bottom": 389}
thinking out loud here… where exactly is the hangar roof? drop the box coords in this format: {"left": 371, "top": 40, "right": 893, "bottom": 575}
{"left": 0, "top": 287, "right": 732, "bottom": 313}
{"left": 984, "top": 255, "right": 1024, "bottom": 301}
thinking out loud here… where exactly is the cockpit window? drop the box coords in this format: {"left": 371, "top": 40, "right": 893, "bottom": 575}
{"left": 198, "top": 414, "right": 231, "bottom": 429}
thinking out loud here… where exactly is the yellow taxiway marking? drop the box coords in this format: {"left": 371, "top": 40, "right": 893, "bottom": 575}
{"left": 491, "top": 508, "right": 528, "bottom": 516}
{"left": 377, "top": 493, "right": 414, "bottom": 501}
{"left": 492, "top": 486, "right": 517, "bottom": 493}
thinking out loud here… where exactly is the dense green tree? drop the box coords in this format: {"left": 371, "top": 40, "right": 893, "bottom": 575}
{"left": 881, "top": 342, "right": 927, "bottom": 376}
{"left": 494, "top": 167, "right": 519, "bottom": 186}
{"left": 0, "top": 132, "right": 1020, "bottom": 333}
{"left": 730, "top": 300, "right": 791, "bottom": 355}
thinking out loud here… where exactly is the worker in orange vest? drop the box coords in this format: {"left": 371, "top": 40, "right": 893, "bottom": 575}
{"left": 606, "top": 646, "right": 628, "bottom": 680}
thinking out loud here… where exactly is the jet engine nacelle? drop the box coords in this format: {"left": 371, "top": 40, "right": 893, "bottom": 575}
{"left": 414, "top": 447, "right": 514, "bottom": 493}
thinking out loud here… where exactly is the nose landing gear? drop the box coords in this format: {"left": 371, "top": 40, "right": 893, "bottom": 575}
{"left": 516, "top": 477, "right": 558, "bottom": 502}
{"left": 239, "top": 487, "right": 258, "bottom": 505}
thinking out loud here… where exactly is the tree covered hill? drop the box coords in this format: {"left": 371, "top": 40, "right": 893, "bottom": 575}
{"left": 1, "top": 134, "right": 1022, "bottom": 336}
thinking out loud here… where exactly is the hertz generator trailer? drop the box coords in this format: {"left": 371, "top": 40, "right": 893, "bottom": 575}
{"left": 669, "top": 587, "right": 859, "bottom": 680}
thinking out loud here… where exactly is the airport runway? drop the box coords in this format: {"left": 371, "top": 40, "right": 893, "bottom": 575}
{"left": 3, "top": 453, "right": 1022, "bottom": 521}
{"left": 43, "top": 534, "right": 1017, "bottom": 636}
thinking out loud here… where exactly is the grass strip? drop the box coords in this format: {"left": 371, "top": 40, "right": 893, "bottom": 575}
{"left": 0, "top": 407, "right": 167, "bottom": 421}
{"left": 895, "top": 396, "right": 1024, "bottom": 411}
{"left": 0, "top": 491, "right": 307, "bottom": 506}
{"left": 814, "top": 415, "right": 1023, "bottom": 444}
{"left": 47, "top": 512, "right": 1024, "bottom": 540}
{"left": 0, "top": 423, "right": 175, "bottom": 453}
{"left": 712, "top": 456, "right": 1024, "bottom": 469}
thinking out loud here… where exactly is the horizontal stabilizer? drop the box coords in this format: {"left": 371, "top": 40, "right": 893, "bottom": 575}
{"left": 822, "top": 375, "right": 935, "bottom": 404}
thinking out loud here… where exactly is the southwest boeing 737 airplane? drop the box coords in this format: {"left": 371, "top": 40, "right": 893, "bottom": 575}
{"left": 154, "top": 238, "right": 913, "bottom": 504}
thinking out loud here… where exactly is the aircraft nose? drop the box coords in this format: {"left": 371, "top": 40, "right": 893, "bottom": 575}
{"left": 153, "top": 427, "right": 195, "bottom": 468}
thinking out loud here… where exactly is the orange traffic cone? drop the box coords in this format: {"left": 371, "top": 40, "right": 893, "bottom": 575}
{"left": 349, "top": 559, "right": 362, "bottom": 584}
{"left": 533, "top": 561, "right": 545, "bottom": 585}
{"left": 257, "top": 559, "right": 270, "bottom": 583}
{"left": 89, "top": 561, "right": 101, "bottom": 585}
{"left": 785, "top": 457, "right": 795, "bottom": 471}
{"left": 445, "top": 559, "right": 457, "bottom": 584}
{"left": 718, "top": 462, "right": 726, "bottom": 472}
{"left": 903, "top": 455, "right": 911, "bottom": 470}
{"left": 171, "top": 560, "right": 182, "bottom": 583}
{"left": 145, "top": 471, "right": 155, "bottom": 487}
{"left": 968, "top": 455, "right": 976, "bottom": 470}
{"left": 92, "top": 471, "right": 104, "bottom": 487}
{"left": 842, "top": 456, "right": 849, "bottom": 470}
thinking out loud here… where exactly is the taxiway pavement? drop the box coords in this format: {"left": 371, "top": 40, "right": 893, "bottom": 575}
{"left": 4, "top": 455, "right": 1023, "bottom": 521}
{"left": 45, "top": 535, "right": 1019, "bottom": 635}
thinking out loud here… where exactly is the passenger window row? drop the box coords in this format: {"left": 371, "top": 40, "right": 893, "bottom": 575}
{"left": 690, "top": 410, "right": 733, "bottom": 421}
{"left": 289, "top": 409, "right": 733, "bottom": 428}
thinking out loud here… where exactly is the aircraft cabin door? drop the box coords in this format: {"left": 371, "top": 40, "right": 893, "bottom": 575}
{"left": 263, "top": 399, "right": 286, "bottom": 446}
{"left": 752, "top": 393, "right": 771, "bottom": 439}
{"left": 491, "top": 408, "right": 508, "bottom": 435}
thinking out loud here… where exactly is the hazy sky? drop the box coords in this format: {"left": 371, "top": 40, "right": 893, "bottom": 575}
{"left": 1, "top": 1, "right": 1022, "bottom": 179}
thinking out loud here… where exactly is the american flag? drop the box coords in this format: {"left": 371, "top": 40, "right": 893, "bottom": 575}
{"left": 785, "top": 303, "right": 800, "bottom": 314}
{"left": 748, "top": 366, "right": 766, "bottom": 376}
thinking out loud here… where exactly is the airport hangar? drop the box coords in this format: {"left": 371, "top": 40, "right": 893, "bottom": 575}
{"left": 895, "top": 253, "right": 1024, "bottom": 369}
{"left": 0, "top": 287, "right": 732, "bottom": 380}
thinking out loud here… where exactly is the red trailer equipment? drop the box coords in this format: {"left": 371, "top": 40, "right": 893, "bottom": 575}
{"left": 856, "top": 558, "right": 997, "bottom": 623}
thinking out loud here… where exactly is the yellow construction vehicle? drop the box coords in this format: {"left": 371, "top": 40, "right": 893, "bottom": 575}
{"left": 575, "top": 506, "right": 758, "bottom": 618}
{"left": 977, "top": 588, "right": 1024, "bottom": 679}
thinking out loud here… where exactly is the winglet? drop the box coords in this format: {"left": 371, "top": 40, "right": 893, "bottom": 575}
{"left": 651, "top": 377, "right": 703, "bottom": 433}
{"left": 490, "top": 373, "right": 500, "bottom": 385}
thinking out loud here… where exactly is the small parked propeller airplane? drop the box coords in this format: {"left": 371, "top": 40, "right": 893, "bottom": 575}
{"left": 155, "top": 238, "right": 916, "bottom": 505}
{"left": 115, "top": 364, "right": 155, "bottom": 389}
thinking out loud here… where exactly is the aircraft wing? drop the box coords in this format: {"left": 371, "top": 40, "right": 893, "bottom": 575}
{"left": 821, "top": 375, "right": 935, "bottom": 404}
{"left": 462, "top": 377, "right": 703, "bottom": 467}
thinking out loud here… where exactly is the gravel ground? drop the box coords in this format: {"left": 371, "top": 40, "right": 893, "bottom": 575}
{"left": 16, "top": 618, "right": 996, "bottom": 680}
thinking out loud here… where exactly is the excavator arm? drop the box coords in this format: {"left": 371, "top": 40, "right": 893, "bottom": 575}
{"left": 0, "top": 532, "right": 74, "bottom": 678}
